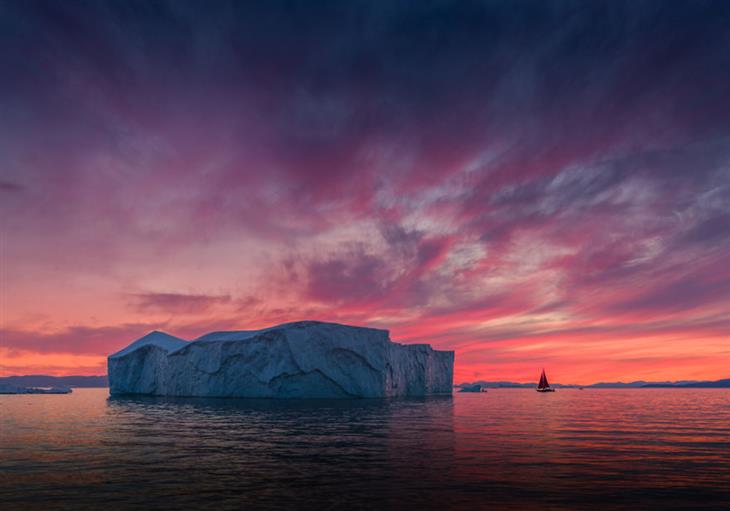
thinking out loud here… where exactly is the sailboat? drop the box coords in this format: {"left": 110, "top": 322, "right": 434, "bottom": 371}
{"left": 536, "top": 368, "right": 555, "bottom": 392}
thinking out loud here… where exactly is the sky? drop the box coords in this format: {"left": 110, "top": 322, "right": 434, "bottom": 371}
{"left": 1, "top": 0, "right": 729, "bottom": 384}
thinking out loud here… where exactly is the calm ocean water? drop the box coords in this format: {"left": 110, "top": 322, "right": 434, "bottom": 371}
{"left": 1, "top": 388, "right": 729, "bottom": 510}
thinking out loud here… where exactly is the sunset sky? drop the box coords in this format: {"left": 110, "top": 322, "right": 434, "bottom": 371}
{"left": 1, "top": 0, "right": 729, "bottom": 384}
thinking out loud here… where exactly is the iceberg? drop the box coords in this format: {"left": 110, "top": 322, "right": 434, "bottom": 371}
{"left": 0, "top": 383, "right": 72, "bottom": 394}
{"left": 458, "top": 384, "right": 484, "bottom": 393}
{"left": 108, "top": 321, "right": 454, "bottom": 398}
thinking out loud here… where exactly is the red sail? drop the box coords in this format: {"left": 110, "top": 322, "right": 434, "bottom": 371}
{"left": 538, "top": 369, "right": 549, "bottom": 389}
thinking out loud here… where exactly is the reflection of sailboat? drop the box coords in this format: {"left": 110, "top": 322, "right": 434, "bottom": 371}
{"left": 536, "top": 369, "right": 555, "bottom": 392}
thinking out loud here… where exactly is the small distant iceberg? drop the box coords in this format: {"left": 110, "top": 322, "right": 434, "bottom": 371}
{"left": 458, "top": 384, "right": 485, "bottom": 393}
{"left": 0, "top": 383, "right": 72, "bottom": 394}
{"left": 108, "top": 321, "right": 454, "bottom": 399}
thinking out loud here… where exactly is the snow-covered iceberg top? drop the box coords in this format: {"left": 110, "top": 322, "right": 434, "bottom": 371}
{"left": 108, "top": 320, "right": 454, "bottom": 399}
{"left": 109, "top": 331, "right": 187, "bottom": 358}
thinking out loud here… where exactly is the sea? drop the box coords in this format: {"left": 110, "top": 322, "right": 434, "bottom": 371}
{"left": 1, "top": 388, "right": 729, "bottom": 510}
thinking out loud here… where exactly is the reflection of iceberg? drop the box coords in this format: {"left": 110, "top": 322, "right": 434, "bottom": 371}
{"left": 108, "top": 321, "right": 454, "bottom": 398}
{"left": 105, "top": 391, "right": 455, "bottom": 506}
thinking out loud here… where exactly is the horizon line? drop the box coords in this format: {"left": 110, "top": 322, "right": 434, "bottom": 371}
{"left": 2, "top": 373, "right": 729, "bottom": 388}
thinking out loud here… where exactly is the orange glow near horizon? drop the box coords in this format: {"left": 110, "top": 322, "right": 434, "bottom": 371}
{"left": 2, "top": 297, "right": 729, "bottom": 384}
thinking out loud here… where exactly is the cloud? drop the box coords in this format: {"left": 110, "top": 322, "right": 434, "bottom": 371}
{"left": 1, "top": 1, "right": 730, "bottom": 381}
{"left": 130, "top": 292, "right": 231, "bottom": 314}
{"left": 0, "top": 181, "right": 24, "bottom": 192}
{"left": 679, "top": 212, "right": 730, "bottom": 245}
{"left": 303, "top": 249, "right": 391, "bottom": 305}
{"left": 0, "top": 323, "right": 163, "bottom": 357}
{"left": 607, "top": 261, "right": 730, "bottom": 315}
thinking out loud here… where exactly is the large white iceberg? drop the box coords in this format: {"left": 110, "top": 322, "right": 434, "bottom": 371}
{"left": 108, "top": 321, "right": 454, "bottom": 398}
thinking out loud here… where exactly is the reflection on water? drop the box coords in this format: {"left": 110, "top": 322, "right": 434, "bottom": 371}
{"left": 1, "top": 389, "right": 729, "bottom": 510}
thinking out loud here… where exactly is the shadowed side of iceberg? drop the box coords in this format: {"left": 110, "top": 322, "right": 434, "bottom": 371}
{"left": 108, "top": 321, "right": 454, "bottom": 398}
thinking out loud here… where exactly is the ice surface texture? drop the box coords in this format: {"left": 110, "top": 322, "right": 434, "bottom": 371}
{"left": 108, "top": 321, "right": 453, "bottom": 398}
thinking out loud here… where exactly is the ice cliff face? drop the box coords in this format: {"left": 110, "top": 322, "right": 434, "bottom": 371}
{"left": 108, "top": 321, "right": 454, "bottom": 398}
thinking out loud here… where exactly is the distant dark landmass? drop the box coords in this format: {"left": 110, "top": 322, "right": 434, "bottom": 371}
{"left": 3, "top": 375, "right": 728, "bottom": 391}
{"left": 642, "top": 379, "right": 730, "bottom": 388}
{"left": 455, "top": 378, "right": 730, "bottom": 389}
{"left": 0, "top": 375, "right": 108, "bottom": 388}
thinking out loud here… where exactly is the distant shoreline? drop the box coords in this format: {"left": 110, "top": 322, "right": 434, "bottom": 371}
{"left": 0, "top": 375, "right": 108, "bottom": 388}
{"left": 454, "top": 378, "right": 730, "bottom": 389}
{"left": 2, "top": 375, "right": 729, "bottom": 390}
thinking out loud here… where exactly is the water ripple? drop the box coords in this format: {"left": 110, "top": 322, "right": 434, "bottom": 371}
{"left": 1, "top": 389, "right": 729, "bottom": 510}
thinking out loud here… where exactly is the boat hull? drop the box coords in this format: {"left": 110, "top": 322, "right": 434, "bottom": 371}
{"left": 536, "top": 388, "right": 555, "bottom": 392}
